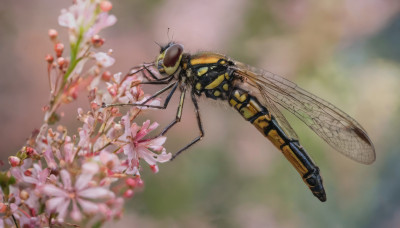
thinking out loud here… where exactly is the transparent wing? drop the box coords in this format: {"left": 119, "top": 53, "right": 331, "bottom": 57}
{"left": 233, "top": 62, "right": 376, "bottom": 164}
{"left": 246, "top": 81, "right": 299, "bottom": 140}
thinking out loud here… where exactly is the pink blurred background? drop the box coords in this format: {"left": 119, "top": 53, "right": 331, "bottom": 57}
{"left": 1, "top": 0, "right": 400, "bottom": 227}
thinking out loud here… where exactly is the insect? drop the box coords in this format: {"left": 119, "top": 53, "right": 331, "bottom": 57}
{"left": 106, "top": 42, "right": 376, "bottom": 202}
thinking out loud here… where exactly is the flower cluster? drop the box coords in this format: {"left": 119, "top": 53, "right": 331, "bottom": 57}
{"left": 1, "top": 1, "right": 171, "bottom": 227}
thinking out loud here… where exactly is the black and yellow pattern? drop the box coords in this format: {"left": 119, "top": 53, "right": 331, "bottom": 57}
{"left": 183, "top": 53, "right": 233, "bottom": 100}
{"left": 184, "top": 54, "right": 326, "bottom": 201}
{"left": 115, "top": 42, "right": 375, "bottom": 202}
{"left": 228, "top": 87, "right": 326, "bottom": 201}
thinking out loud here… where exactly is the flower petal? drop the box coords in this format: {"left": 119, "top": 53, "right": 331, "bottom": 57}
{"left": 78, "top": 187, "right": 114, "bottom": 199}
{"left": 76, "top": 198, "right": 99, "bottom": 214}
{"left": 42, "top": 185, "right": 69, "bottom": 198}
{"left": 75, "top": 173, "right": 93, "bottom": 191}
{"left": 46, "top": 197, "right": 69, "bottom": 212}
{"left": 94, "top": 52, "right": 115, "bottom": 68}
{"left": 60, "top": 170, "right": 72, "bottom": 190}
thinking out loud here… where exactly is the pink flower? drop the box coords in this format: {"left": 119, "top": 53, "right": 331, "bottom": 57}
{"left": 94, "top": 52, "right": 115, "bottom": 68}
{"left": 119, "top": 114, "right": 171, "bottom": 175}
{"left": 58, "top": 0, "right": 116, "bottom": 45}
{"left": 10, "top": 161, "right": 50, "bottom": 197}
{"left": 78, "top": 115, "right": 95, "bottom": 153}
{"left": 86, "top": 12, "right": 117, "bottom": 38}
{"left": 42, "top": 163, "right": 115, "bottom": 223}
{"left": 99, "top": 151, "right": 126, "bottom": 174}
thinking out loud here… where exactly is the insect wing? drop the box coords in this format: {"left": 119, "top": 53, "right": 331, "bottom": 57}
{"left": 233, "top": 62, "right": 376, "bottom": 164}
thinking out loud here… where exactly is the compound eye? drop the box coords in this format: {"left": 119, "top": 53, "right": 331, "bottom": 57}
{"left": 163, "top": 44, "right": 184, "bottom": 67}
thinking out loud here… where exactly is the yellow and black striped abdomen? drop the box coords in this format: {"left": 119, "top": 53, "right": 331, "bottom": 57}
{"left": 229, "top": 88, "right": 327, "bottom": 201}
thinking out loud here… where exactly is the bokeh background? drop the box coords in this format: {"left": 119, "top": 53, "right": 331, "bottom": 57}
{"left": 1, "top": 0, "right": 400, "bottom": 227}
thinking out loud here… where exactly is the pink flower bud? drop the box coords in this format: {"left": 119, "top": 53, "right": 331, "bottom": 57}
{"left": 100, "top": 1, "right": 113, "bottom": 12}
{"left": 0, "top": 203, "right": 6, "bottom": 213}
{"left": 123, "top": 189, "right": 134, "bottom": 198}
{"left": 136, "top": 177, "right": 144, "bottom": 187}
{"left": 24, "top": 168, "right": 33, "bottom": 177}
{"left": 125, "top": 178, "right": 137, "bottom": 188}
{"left": 48, "top": 29, "right": 58, "bottom": 40}
{"left": 57, "top": 57, "right": 65, "bottom": 68}
{"left": 8, "top": 156, "right": 21, "bottom": 167}
{"left": 54, "top": 43, "right": 64, "bottom": 57}
{"left": 25, "top": 146, "right": 37, "bottom": 157}
{"left": 20, "top": 190, "right": 30, "bottom": 201}
{"left": 91, "top": 35, "right": 105, "bottom": 48}
{"left": 90, "top": 101, "right": 99, "bottom": 110}
{"left": 107, "top": 83, "right": 118, "bottom": 97}
{"left": 101, "top": 71, "right": 112, "bottom": 81}
{"left": 150, "top": 165, "right": 159, "bottom": 173}
{"left": 45, "top": 54, "right": 54, "bottom": 63}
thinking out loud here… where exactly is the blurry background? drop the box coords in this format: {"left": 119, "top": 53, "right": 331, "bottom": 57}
{"left": 1, "top": 0, "right": 400, "bottom": 227}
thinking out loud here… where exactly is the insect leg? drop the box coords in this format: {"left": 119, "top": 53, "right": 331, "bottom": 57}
{"left": 170, "top": 91, "right": 204, "bottom": 161}
{"left": 139, "top": 75, "right": 174, "bottom": 85}
{"left": 155, "top": 86, "right": 187, "bottom": 137}
{"left": 127, "top": 64, "right": 171, "bottom": 82}
{"left": 104, "top": 81, "right": 179, "bottom": 109}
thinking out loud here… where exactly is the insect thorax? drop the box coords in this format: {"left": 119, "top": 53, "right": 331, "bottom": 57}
{"left": 182, "top": 53, "right": 235, "bottom": 100}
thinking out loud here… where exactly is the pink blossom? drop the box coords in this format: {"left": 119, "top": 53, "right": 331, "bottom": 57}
{"left": 94, "top": 52, "right": 115, "bottom": 68}
{"left": 0, "top": 186, "right": 39, "bottom": 227}
{"left": 86, "top": 12, "right": 117, "bottom": 38}
{"left": 119, "top": 115, "right": 171, "bottom": 175}
{"left": 78, "top": 114, "right": 95, "bottom": 153}
{"left": 99, "top": 151, "right": 126, "bottom": 174}
{"left": 10, "top": 161, "right": 49, "bottom": 194}
{"left": 62, "top": 136, "right": 78, "bottom": 164}
{"left": 42, "top": 163, "right": 115, "bottom": 222}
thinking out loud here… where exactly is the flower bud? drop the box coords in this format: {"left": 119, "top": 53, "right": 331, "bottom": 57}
{"left": 54, "top": 43, "right": 64, "bottom": 58}
{"left": 24, "top": 168, "right": 33, "bottom": 177}
{"left": 91, "top": 35, "right": 105, "bottom": 48}
{"left": 100, "top": 1, "right": 113, "bottom": 12}
{"left": 8, "top": 156, "right": 21, "bottom": 167}
{"left": 123, "top": 189, "right": 134, "bottom": 198}
{"left": 25, "top": 146, "right": 37, "bottom": 157}
{"left": 20, "top": 190, "right": 30, "bottom": 201}
{"left": 150, "top": 165, "right": 159, "bottom": 173}
{"left": 125, "top": 178, "right": 137, "bottom": 188}
{"left": 136, "top": 177, "right": 144, "bottom": 187}
{"left": 0, "top": 203, "right": 6, "bottom": 213}
{"left": 48, "top": 29, "right": 58, "bottom": 41}
{"left": 45, "top": 54, "right": 54, "bottom": 63}
{"left": 57, "top": 57, "right": 65, "bottom": 68}
{"left": 102, "top": 71, "right": 112, "bottom": 81}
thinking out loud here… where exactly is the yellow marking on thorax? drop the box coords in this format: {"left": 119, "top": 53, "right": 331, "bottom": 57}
{"left": 182, "top": 63, "right": 188, "bottom": 70}
{"left": 197, "top": 67, "right": 208, "bottom": 76}
{"left": 224, "top": 72, "right": 230, "bottom": 80}
{"left": 190, "top": 56, "right": 220, "bottom": 66}
{"left": 282, "top": 145, "right": 308, "bottom": 175}
{"left": 195, "top": 83, "right": 202, "bottom": 91}
{"left": 223, "top": 84, "right": 229, "bottom": 91}
{"left": 214, "top": 90, "right": 221, "bottom": 97}
{"left": 205, "top": 74, "right": 225, "bottom": 89}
